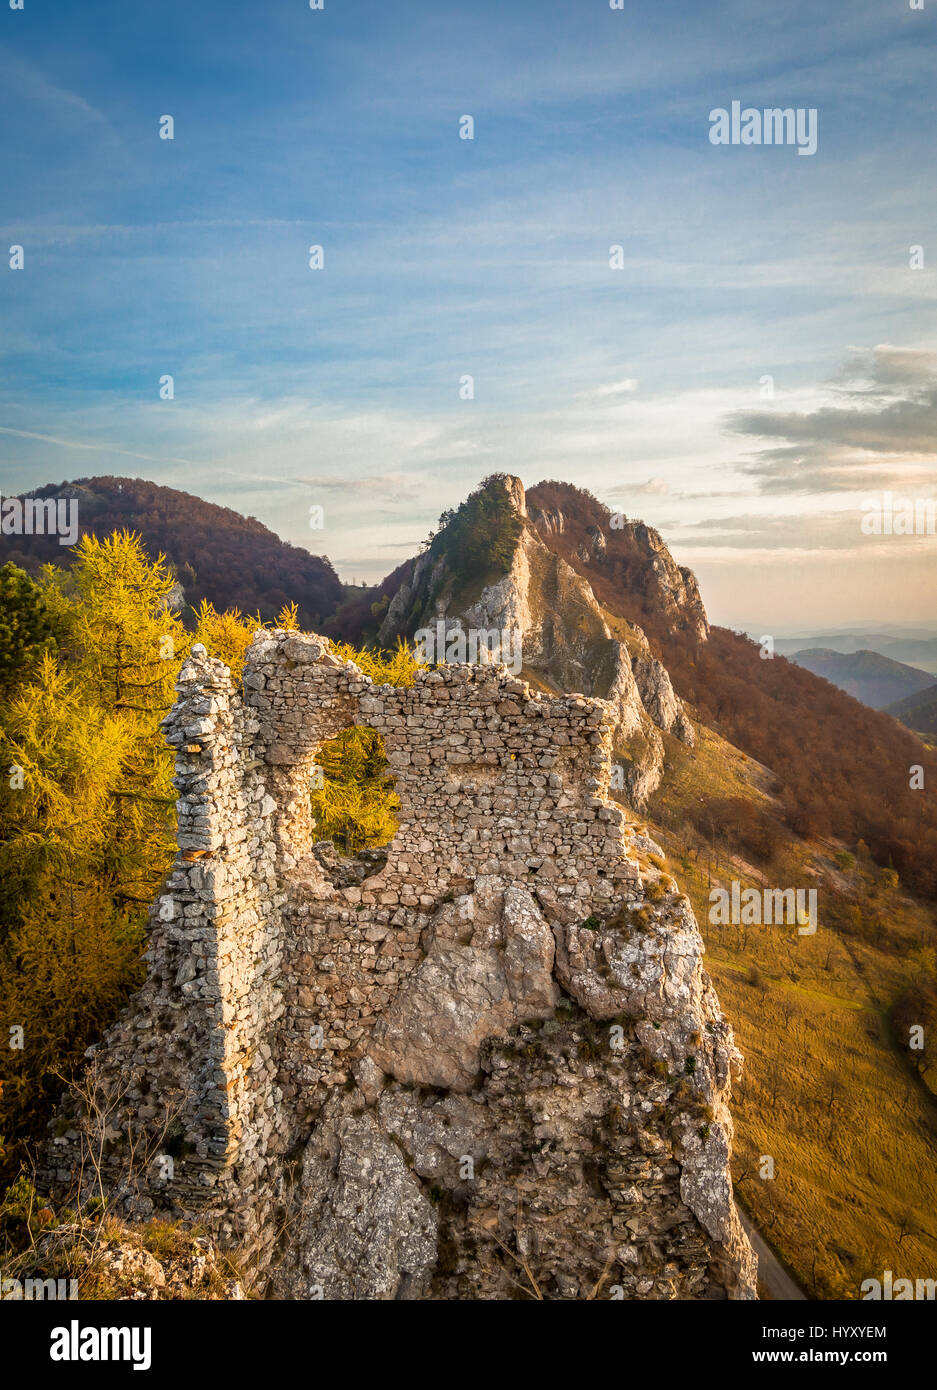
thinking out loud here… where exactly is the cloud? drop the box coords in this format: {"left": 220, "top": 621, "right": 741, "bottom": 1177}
{"left": 584, "top": 379, "right": 639, "bottom": 399}
{"left": 0, "top": 48, "right": 130, "bottom": 167}
{"left": 0, "top": 425, "right": 200, "bottom": 469}
{"left": 673, "top": 510, "right": 861, "bottom": 551}
{"left": 832, "top": 344, "right": 937, "bottom": 390}
{"left": 726, "top": 345, "right": 937, "bottom": 494}
{"left": 670, "top": 505, "right": 937, "bottom": 556}
{"left": 288, "top": 473, "right": 424, "bottom": 497}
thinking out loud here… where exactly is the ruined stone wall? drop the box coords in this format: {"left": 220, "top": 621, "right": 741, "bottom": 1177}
{"left": 44, "top": 629, "right": 756, "bottom": 1299}
{"left": 242, "top": 632, "right": 642, "bottom": 1149}
{"left": 43, "top": 650, "right": 287, "bottom": 1249}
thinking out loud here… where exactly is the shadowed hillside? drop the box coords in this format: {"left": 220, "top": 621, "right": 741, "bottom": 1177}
{"left": 516, "top": 482, "right": 937, "bottom": 901}
{"left": 789, "top": 647, "right": 936, "bottom": 709}
{"left": 1, "top": 477, "right": 343, "bottom": 630}
{"left": 888, "top": 683, "right": 937, "bottom": 738}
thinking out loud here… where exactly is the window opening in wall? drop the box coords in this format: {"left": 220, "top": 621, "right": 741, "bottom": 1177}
{"left": 308, "top": 725, "right": 399, "bottom": 856}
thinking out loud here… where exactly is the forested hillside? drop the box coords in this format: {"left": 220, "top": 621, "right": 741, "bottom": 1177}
{"left": 0, "top": 539, "right": 409, "bottom": 1205}
{"left": 3, "top": 477, "right": 343, "bottom": 629}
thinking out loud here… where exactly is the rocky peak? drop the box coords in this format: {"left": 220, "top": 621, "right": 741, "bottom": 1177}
{"left": 367, "top": 476, "right": 700, "bottom": 809}
{"left": 522, "top": 483, "right": 711, "bottom": 646}
{"left": 578, "top": 523, "right": 607, "bottom": 562}
{"left": 617, "top": 521, "right": 709, "bottom": 643}
{"left": 500, "top": 473, "right": 528, "bottom": 518}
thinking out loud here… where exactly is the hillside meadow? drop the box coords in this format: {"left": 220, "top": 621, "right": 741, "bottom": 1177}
{"left": 638, "top": 724, "right": 937, "bottom": 1300}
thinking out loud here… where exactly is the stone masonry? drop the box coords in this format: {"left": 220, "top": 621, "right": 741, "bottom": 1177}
{"left": 44, "top": 629, "right": 756, "bottom": 1299}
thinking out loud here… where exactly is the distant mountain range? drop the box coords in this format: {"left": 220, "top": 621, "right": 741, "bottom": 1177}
{"left": 788, "top": 647, "right": 937, "bottom": 710}
{"left": 773, "top": 631, "right": 937, "bottom": 676}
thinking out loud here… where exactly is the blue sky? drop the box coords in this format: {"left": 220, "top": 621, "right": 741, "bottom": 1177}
{"left": 1, "top": 0, "right": 935, "bottom": 630}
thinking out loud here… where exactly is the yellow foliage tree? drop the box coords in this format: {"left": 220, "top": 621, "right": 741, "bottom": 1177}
{"left": 0, "top": 533, "right": 188, "bottom": 1181}
{"left": 190, "top": 599, "right": 263, "bottom": 680}
{"left": 309, "top": 728, "right": 400, "bottom": 854}
{"left": 308, "top": 640, "right": 422, "bottom": 854}
{"left": 189, "top": 600, "right": 302, "bottom": 680}
{"left": 0, "top": 542, "right": 418, "bottom": 1183}
{"left": 330, "top": 637, "right": 420, "bottom": 688}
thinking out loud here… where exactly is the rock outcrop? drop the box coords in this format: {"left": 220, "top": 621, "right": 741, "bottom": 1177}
{"left": 43, "top": 629, "right": 756, "bottom": 1301}
{"left": 375, "top": 476, "right": 697, "bottom": 807}
{"left": 368, "top": 881, "right": 557, "bottom": 1092}
{"left": 526, "top": 492, "right": 710, "bottom": 645}
{"left": 613, "top": 521, "right": 710, "bottom": 645}
{"left": 285, "top": 1099, "right": 439, "bottom": 1300}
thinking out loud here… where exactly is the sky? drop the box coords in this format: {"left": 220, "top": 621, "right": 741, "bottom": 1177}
{"left": 1, "top": 0, "right": 935, "bottom": 633}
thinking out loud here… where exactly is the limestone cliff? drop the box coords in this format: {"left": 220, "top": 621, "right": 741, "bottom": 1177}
{"left": 43, "top": 629, "right": 755, "bottom": 1301}
{"left": 374, "top": 475, "right": 697, "bottom": 807}
{"left": 524, "top": 484, "right": 709, "bottom": 645}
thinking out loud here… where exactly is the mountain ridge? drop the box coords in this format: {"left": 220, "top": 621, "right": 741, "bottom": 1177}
{"left": 789, "top": 646, "right": 936, "bottom": 709}
{"left": 773, "top": 631, "right": 937, "bottom": 677}
{"left": 887, "top": 681, "right": 937, "bottom": 737}
{"left": 356, "top": 474, "right": 700, "bottom": 807}
{"left": 6, "top": 470, "right": 937, "bottom": 897}
{"left": 0, "top": 476, "right": 344, "bottom": 629}
{"left": 335, "top": 472, "right": 937, "bottom": 900}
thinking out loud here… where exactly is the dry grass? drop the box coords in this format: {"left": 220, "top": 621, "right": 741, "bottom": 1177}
{"left": 1, "top": 1207, "right": 251, "bottom": 1300}
{"left": 635, "top": 725, "right": 937, "bottom": 1299}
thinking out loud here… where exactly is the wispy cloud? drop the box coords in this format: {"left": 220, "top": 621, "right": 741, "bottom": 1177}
{"left": 583, "top": 379, "right": 639, "bottom": 399}
{"left": 288, "top": 473, "right": 424, "bottom": 496}
{"left": 1, "top": 0, "right": 935, "bottom": 627}
{"left": 0, "top": 426, "right": 200, "bottom": 469}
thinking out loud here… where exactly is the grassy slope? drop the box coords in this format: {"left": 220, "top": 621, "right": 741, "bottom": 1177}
{"left": 626, "top": 723, "right": 937, "bottom": 1299}
{"left": 533, "top": 583, "right": 937, "bottom": 1299}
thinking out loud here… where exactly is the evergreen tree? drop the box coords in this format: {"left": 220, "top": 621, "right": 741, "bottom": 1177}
{"left": 0, "top": 563, "right": 58, "bottom": 698}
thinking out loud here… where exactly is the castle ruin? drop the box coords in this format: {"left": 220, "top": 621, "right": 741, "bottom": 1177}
{"left": 45, "top": 629, "right": 757, "bottom": 1300}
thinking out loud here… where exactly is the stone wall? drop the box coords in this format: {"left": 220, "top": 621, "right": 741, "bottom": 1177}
{"left": 44, "top": 629, "right": 756, "bottom": 1298}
